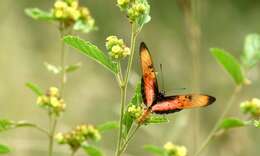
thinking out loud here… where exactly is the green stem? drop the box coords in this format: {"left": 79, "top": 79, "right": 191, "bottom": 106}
{"left": 194, "top": 85, "right": 242, "bottom": 156}
{"left": 119, "top": 125, "right": 140, "bottom": 155}
{"left": 115, "top": 24, "right": 138, "bottom": 156}
{"left": 124, "top": 24, "right": 138, "bottom": 88}
{"left": 115, "top": 85, "right": 127, "bottom": 156}
{"left": 48, "top": 117, "right": 58, "bottom": 156}
{"left": 60, "top": 24, "right": 66, "bottom": 96}
{"left": 17, "top": 123, "right": 49, "bottom": 136}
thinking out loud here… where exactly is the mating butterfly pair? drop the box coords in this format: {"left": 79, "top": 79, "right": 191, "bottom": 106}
{"left": 139, "top": 42, "right": 216, "bottom": 116}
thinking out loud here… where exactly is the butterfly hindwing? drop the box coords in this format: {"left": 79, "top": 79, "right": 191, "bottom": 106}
{"left": 151, "top": 94, "right": 216, "bottom": 114}
{"left": 140, "top": 42, "right": 159, "bottom": 107}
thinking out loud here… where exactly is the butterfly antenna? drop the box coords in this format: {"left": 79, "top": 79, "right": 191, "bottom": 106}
{"left": 160, "top": 63, "right": 165, "bottom": 94}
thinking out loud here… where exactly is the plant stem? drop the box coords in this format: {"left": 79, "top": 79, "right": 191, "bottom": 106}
{"left": 119, "top": 125, "right": 140, "bottom": 155}
{"left": 60, "top": 23, "right": 66, "bottom": 96}
{"left": 17, "top": 123, "right": 49, "bottom": 136}
{"left": 115, "top": 86, "right": 127, "bottom": 156}
{"left": 194, "top": 85, "right": 242, "bottom": 156}
{"left": 48, "top": 117, "right": 58, "bottom": 156}
{"left": 47, "top": 23, "right": 66, "bottom": 156}
{"left": 115, "top": 24, "right": 138, "bottom": 156}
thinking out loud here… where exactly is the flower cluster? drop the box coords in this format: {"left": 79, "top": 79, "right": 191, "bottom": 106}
{"left": 127, "top": 105, "right": 143, "bottom": 119}
{"left": 117, "top": 0, "right": 150, "bottom": 23}
{"left": 56, "top": 124, "right": 101, "bottom": 150}
{"left": 37, "top": 87, "right": 66, "bottom": 117}
{"left": 163, "top": 142, "right": 187, "bottom": 156}
{"left": 52, "top": 0, "right": 95, "bottom": 29}
{"left": 106, "top": 36, "right": 130, "bottom": 60}
{"left": 240, "top": 98, "right": 260, "bottom": 118}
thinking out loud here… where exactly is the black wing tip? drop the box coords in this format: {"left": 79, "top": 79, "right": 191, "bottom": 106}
{"left": 207, "top": 96, "right": 216, "bottom": 105}
{"left": 140, "top": 42, "right": 148, "bottom": 51}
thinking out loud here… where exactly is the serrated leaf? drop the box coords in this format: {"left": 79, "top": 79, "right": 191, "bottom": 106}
{"left": 82, "top": 144, "right": 103, "bottom": 156}
{"left": 211, "top": 48, "right": 245, "bottom": 85}
{"left": 146, "top": 116, "right": 169, "bottom": 125}
{"left": 26, "top": 82, "right": 43, "bottom": 96}
{"left": 0, "top": 120, "right": 15, "bottom": 132}
{"left": 64, "top": 36, "right": 118, "bottom": 74}
{"left": 25, "top": 8, "right": 54, "bottom": 21}
{"left": 0, "top": 144, "right": 10, "bottom": 154}
{"left": 242, "top": 34, "right": 260, "bottom": 68}
{"left": 65, "top": 63, "right": 82, "bottom": 73}
{"left": 123, "top": 83, "right": 142, "bottom": 137}
{"left": 44, "top": 62, "right": 61, "bottom": 74}
{"left": 143, "top": 145, "right": 166, "bottom": 156}
{"left": 218, "top": 118, "right": 245, "bottom": 130}
{"left": 97, "top": 121, "right": 118, "bottom": 133}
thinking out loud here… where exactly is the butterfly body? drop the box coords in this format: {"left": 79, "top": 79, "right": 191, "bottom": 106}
{"left": 139, "top": 42, "right": 216, "bottom": 120}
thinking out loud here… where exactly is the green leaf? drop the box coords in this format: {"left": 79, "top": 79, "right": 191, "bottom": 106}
{"left": 25, "top": 8, "right": 54, "bottom": 21}
{"left": 65, "top": 63, "right": 82, "bottom": 73}
{"left": 143, "top": 145, "right": 166, "bottom": 156}
{"left": 218, "top": 118, "right": 245, "bottom": 130}
{"left": 97, "top": 121, "right": 118, "bottom": 133}
{"left": 123, "top": 83, "right": 142, "bottom": 137}
{"left": 242, "top": 34, "right": 260, "bottom": 68}
{"left": 211, "top": 48, "right": 245, "bottom": 85}
{"left": 145, "top": 116, "right": 169, "bottom": 125}
{"left": 82, "top": 144, "right": 103, "bottom": 156}
{"left": 26, "top": 82, "right": 43, "bottom": 96}
{"left": 0, "top": 119, "right": 15, "bottom": 132}
{"left": 64, "top": 36, "right": 118, "bottom": 74}
{"left": 0, "top": 144, "right": 10, "bottom": 154}
{"left": 44, "top": 62, "right": 61, "bottom": 74}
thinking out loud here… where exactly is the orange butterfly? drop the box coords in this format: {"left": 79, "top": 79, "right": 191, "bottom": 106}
{"left": 138, "top": 42, "right": 216, "bottom": 122}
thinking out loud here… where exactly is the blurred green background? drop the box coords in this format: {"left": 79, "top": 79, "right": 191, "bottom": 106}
{"left": 1, "top": 0, "right": 260, "bottom": 156}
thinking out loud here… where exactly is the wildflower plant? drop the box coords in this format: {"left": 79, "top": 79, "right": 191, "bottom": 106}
{"left": 195, "top": 33, "right": 260, "bottom": 156}
{"left": 56, "top": 124, "right": 101, "bottom": 154}
{"left": 37, "top": 87, "right": 66, "bottom": 117}
{"left": 0, "top": 1, "right": 117, "bottom": 156}
{"left": 25, "top": 0, "right": 96, "bottom": 33}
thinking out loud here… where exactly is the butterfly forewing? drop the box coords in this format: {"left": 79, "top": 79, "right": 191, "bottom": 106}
{"left": 140, "top": 42, "right": 159, "bottom": 107}
{"left": 151, "top": 94, "right": 216, "bottom": 114}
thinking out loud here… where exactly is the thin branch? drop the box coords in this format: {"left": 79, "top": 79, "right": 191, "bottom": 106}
{"left": 195, "top": 85, "right": 242, "bottom": 156}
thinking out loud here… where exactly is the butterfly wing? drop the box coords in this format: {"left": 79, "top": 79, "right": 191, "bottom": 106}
{"left": 151, "top": 94, "right": 216, "bottom": 114}
{"left": 140, "top": 42, "right": 159, "bottom": 107}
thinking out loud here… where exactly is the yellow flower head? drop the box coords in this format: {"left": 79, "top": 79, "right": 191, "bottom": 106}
{"left": 106, "top": 35, "right": 130, "bottom": 60}
{"left": 163, "top": 142, "right": 187, "bottom": 156}
{"left": 240, "top": 98, "right": 260, "bottom": 117}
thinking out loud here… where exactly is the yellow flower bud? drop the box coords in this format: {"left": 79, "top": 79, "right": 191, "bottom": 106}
{"left": 163, "top": 142, "right": 187, "bottom": 156}
{"left": 49, "top": 87, "right": 59, "bottom": 97}
{"left": 70, "top": 1, "right": 79, "bottom": 9}
{"left": 55, "top": 132, "right": 65, "bottom": 144}
{"left": 54, "top": 1, "right": 68, "bottom": 9}
{"left": 66, "top": 7, "right": 80, "bottom": 20}
{"left": 50, "top": 97, "right": 60, "bottom": 107}
{"left": 54, "top": 9, "right": 65, "bottom": 18}
{"left": 80, "top": 7, "right": 90, "bottom": 19}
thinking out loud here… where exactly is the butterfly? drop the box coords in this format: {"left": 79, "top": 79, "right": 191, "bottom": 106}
{"left": 138, "top": 42, "right": 216, "bottom": 123}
